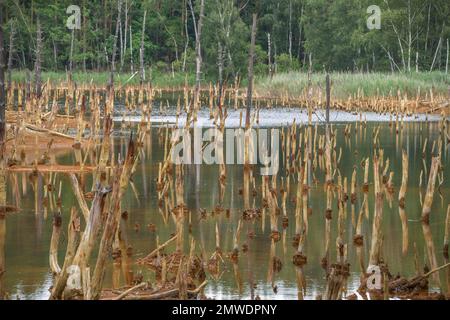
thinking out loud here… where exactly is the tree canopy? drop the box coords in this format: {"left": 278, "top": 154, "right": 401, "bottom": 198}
{"left": 1, "top": 0, "right": 449, "bottom": 80}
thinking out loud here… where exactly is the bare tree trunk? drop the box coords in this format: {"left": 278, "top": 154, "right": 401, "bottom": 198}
{"left": 385, "top": 1, "right": 406, "bottom": 71}
{"left": 0, "top": 0, "right": 6, "bottom": 300}
{"left": 217, "top": 42, "right": 223, "bottom": 97}
{"left": 424, "top": 3, "right": 431, "bottom": 53}
{"left": 325, "top": 74, "right": 330, "bottom": 124}
{"left": 91, "top": 137, "right": 138, "bottom": 299}
{"left": 49, "top": 207, "right": 80, "bottom": 300}
{"left": 49, "top": 213, "right": 62, "bottom": 275}
{"left": 25, "top": 69, "right": 31, "bottom": 100}
{"left": 129, "top": 24, "right": 134, "bottom": 73}
{"left": 7, "top": 21, "right": 15, "bottom": 90}
{"left": 189, "top": 0, "right": 205, "bottom": 115}
{"left": 109, "top": 0, "right": 122, "bottom": 91}
{"left": 82, "top": 0, "right": 87, "bottom": 72}
{"left": 139, "top": 10, "right": 146, "bottom": 84}
{"left": 297, "top": 4, "right": 304, "bottom": 61}
{"left": 415, "top": 51, "right": 419, "bottom": 72}
{"left": 274, "top": 43, "right": 278, "bottom": 74}
{"left": 182, "top": 1, "right": 189, "bottom": 73}
{"left": 430, "top": 37, "right": 442, "bottom": 72}
{"left": 288, "top": 0, "right": 292, "bottom": 62}
{"left": 119, "top": 7, "right": 124, "bottom": 71}
{"left": 122, "top": 0, "right": 128, "bottom": 70}
{"left": 0, "top": 2, "right": 4, "bottom": 131}
{"left": 34, "top": 19, "right": 42, "bottom": 98}
{"left": 369, "top": 156, "right": 384, "bottom": 266}
{"left": 399, "top": 150, "right": 409, "bottom": 256}
{"left": 446, "top": 38, "right": 449, "bottom": 74}
{"left": 407, "top": 0, "right": 412, "bottom": 72}
{"left": 69, "top": 29, "right": 75, "bottom": 73}
{"left": 245, "top": 14, "right": 257, "bottom": 129}
{"left": 267, "top": 33, "right": 272, "bottom": 79}
{"left": 52, "top": 40, "right": 57, "bottom": 69}
{"left": 421, "top": 157, "right": 440, "bottom": 286}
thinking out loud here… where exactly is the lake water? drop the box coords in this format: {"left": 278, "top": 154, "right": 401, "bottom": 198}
{"left": 3, "top": 106, "right": 449, "bottom": 300}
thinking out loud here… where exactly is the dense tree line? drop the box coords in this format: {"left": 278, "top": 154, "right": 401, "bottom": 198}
{"left": 0, "top": 0, "right": 449, "bottom": 81}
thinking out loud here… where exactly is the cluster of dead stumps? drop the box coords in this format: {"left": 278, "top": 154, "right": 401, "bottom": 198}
{"left": 1, "top": 81, "right": 450, "bottom": 300}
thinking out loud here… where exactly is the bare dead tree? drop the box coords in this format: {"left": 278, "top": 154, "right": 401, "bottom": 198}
{"left": 446, "top": 38, "right": 449, "bottom": 74}
{"left": 326, "top": 73, "right": 330, "bottom": 124}
{"left": 297, "top": 4, "right": 304, "bottom": 61}
{"left": 69, "top": 29, "right": 75, "bottom": 73}
{"left": 245, "top": 13, "right": 257, "bottom": 129}
{"left": 34, "top": 19, "right": 42, "bottom": 98}
{"left": 189, "top": 0, "right": 205, "bottom": 113}
{"left": 121, "top": 0, "right": 128, "bottom": 70}
{"left": 109, "top": 0, "right": 122, "bottom": 92}
{"left": 139, "top": 10, "right": 147, "bottom": 84}
{"left": 182, "top": 0, "right": 189, "bottom": 72}
{"left": 82, "top": 0, "right": 87, "bottom": 71}
{"left": 119, "top": 11, "right": 123, "bottom": 72}
{"left": 430, "top": 37, "right": 442, "bottom": 72}
{"left": 267, "top": 33, "right": 272, "bottom": 79}
{"left": 7, "top": 20, "right": 15, "bottom": 90}
{"left": 215, "top": 0, "right": 236, "bottom": 78}
{"left": 217, "top": 41, "right": 224, "bottom": 106}
{"left": 25, "top": 68, "right": 31, "bottom": 99}
{"left": 0, "top": 0, "right": 5, "bottom": 148}
{"left": 0, "top": 0, "right": 6, "bottom": 300}
{"left": 424, "top": 3, "right": 431, "bottom": 53}
{"left": 129, "top": 24, "right": 134, "bottom": 73}
{"left": 288, "top": 0, "right": 292, "bottom": 62}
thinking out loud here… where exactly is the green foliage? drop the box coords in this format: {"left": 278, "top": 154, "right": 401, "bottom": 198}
{"left": 1, "top": 0, "right": 449, "bottom": 81}
{"left": 275, "top": 53, "right": 301, "bottom": 73}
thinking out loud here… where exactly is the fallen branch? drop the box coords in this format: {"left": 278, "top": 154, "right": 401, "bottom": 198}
{"left": 423, "top": 262, "right": 450, "bottom": 278}
{"left": 140, "top": 234, "right": 178, "bottom": 261}
{"left": 113, "top": 282, "right": 147, "bottom": 300}
{"left": 7, "top": 165, "right": 97, "bottom": 173}
{"left": 24, "top": 123, "right": 76, "bottom": 140}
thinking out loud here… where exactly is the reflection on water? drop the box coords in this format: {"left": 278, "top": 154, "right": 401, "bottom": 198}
{"left": 4, "top": 119, "right": 449, "bottom": 300}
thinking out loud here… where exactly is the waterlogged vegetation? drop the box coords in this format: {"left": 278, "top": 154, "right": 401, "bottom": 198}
{"left": 0, "top": 0, "right": 450, "bottom": 302}
{"left": 9, "top": 71, "right": 450, "bottom": 99}
{"left": 257, "top": 71, "right": 450, "bottom": 99}
{"left": 9, "top": 70, "right": 197, "bottom": 89}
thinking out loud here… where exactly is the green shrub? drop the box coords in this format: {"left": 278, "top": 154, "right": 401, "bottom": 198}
{"left": 275, "top": 53, "right": 301, "bottom": 73}
{"left": 155, "top": 61, "right": 169, "bottom": 72}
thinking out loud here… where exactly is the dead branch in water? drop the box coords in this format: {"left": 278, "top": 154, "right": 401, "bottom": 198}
{"left": 139, "top": 234, "right": 178, "bottom": 262}
{"left": 49, "top": 212, "right": 62, "bottom": 275}
{"left": 421, "top": 157, "right": 440, "bottom": 286}
{"left": 368, "top": 155, "right": 384, "bottom": 266}
{"left": 398, "top": 150, "right": 409, "bottom": 256}
{"left": 50, "top": 207, "right": 80, "bottom": 300}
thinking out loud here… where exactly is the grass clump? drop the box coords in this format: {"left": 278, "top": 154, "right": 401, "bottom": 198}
{"left": 255, "top": 71, "right": 450, "bottom": 99}
{"left": 10, "top": 70, "right": 195, "bottom": 88}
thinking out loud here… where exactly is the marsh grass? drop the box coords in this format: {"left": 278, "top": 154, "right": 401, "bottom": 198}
{"left": 10, "top": 70, "right": 450, "bottom": 99}
{"left": 255, "top": 71, "right": 450, "bottom": 99}
{"left": 10, "top": 70, "right": 195, "bottom": 88}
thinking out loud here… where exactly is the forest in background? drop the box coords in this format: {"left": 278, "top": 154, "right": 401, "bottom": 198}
{"left": 1, "top": 0, "right": 449, "bottom": 84}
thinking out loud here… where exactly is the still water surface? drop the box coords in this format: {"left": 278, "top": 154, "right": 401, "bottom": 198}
{"left": 4, "top": 110, "right": 449, "bottom": 300}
